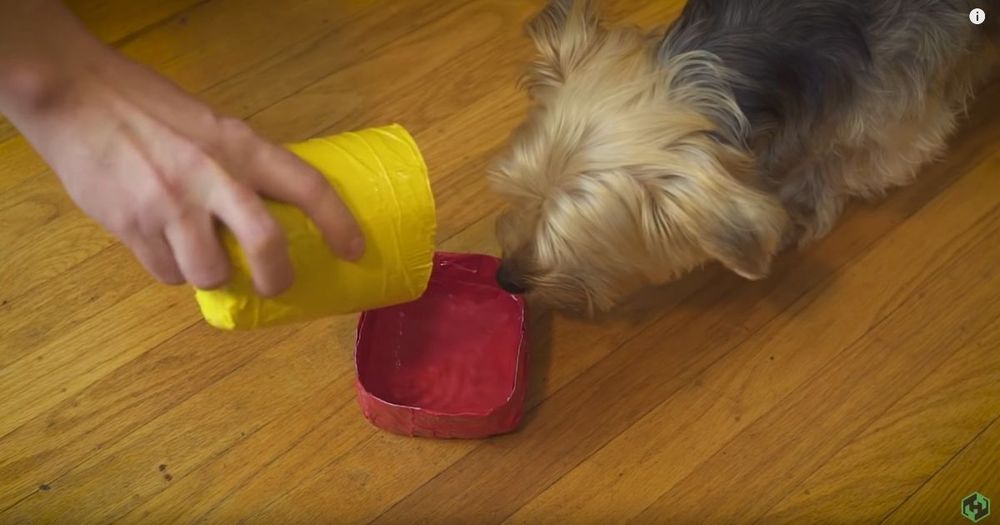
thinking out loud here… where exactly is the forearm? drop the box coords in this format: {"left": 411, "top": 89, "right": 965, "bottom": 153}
{"left": 0, "top": 0, "right": 108, "bottom": 118}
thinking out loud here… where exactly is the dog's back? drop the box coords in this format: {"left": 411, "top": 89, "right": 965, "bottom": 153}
{"left": 663, "top": 0, "right": 994, "bottom": 150}
{"left": 661, "top": 0, "right": 998, "bottom": 240}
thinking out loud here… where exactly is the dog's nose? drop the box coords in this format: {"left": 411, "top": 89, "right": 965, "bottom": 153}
{"left": 496, "top": 264, "right": 527, "bottom": 294}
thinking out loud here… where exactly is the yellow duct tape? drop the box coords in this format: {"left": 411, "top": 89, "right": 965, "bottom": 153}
{"left": 194, "top": 124, "right": 436, "bottom": 330}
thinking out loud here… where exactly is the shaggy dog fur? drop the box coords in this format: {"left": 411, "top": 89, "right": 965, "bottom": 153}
{"left": 491, "top": 0, "right": 999, "bottom": 313}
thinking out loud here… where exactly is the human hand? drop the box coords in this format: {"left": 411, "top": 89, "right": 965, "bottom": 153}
{"left": 1, "top": 19, "right": 364, "bottom": 297}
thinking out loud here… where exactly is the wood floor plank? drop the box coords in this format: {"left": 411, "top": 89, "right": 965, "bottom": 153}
{"left": 629, "top": 214, "right": 1000, "bottom": 523}
{"left": 122, "top": 0, "right": 371, "bottom": 99}
{"left": 66, "top": 0, "right": 208, "bottom": 44}
{"left": 762, "top": 317, "right": 1000, "bottom": 524}
{"left": 883, "top": 417, "right": 1000, "bottom": 525}
{"left": 1, "top": 319, "right": 355, "bottom": 522}
{"left": 0, "top": 177, "right": 75, "bottom": 249}
{"left": 200, "top": 1, "right": 470, "bottom": 134}
{"left": 0, "top": 285, "right": 197, "bottom": 439}
{"left": 0, "top": 212, "right": 114, "bottom": 303}
{"left": 119, "top": 380, "right": 372, "bottom": 524}
{"left": 0, "top": 137, "right": 48, "bottom": 194}
{"left": 0, "top": 245, "right": 148, "bottom": 367}
{"left": 0, "top": 319, "right": 302, "bottom": 509}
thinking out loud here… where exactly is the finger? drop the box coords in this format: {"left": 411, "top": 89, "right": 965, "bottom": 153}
{"left": 220, "top": 123, "right": 365, "bottom": 261}
{"left": 209, "top": 177, "right": 294, "bottom": 297}
{"left": 123, "top": 232, "right": 185, "bottom": 286}
{"left": 256, "top": 145, "right": 365, "bottom": 260}
{"left": 164, "top": 210, "right": 231, "bottom": 290}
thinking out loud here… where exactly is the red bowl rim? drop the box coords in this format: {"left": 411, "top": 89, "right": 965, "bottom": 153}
{"left": 353, "top": 252, "right": 528, "bottom": 418}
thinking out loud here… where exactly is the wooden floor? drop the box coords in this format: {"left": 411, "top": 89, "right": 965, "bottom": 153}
{"left": 2, "top": 1, "right": 998, "bottom": 523}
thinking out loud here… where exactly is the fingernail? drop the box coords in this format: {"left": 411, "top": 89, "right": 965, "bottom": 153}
{"left": 346, "top": 236, "right": 366, "bottom": 261}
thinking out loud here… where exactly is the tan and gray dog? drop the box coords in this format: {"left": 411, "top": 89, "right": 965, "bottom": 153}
{"left": 491, "top": 0, "right": 998, "bottom": 313}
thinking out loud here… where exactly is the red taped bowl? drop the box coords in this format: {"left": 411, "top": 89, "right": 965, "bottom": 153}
{"left": 354, "top": 252, "right": 528, "bottom": 439}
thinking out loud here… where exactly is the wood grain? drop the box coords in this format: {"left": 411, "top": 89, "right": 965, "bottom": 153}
{"left": 767, "top": 319, "right": 1000, "bottom": 524}
{"left": 884, "top": 416, "right": 1000, "bottom": 525}
{"left": 1, "top": 1, "right": 997, "bottom": 523}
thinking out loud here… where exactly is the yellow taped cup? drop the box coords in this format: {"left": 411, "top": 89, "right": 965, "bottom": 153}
{"left": 195, "top": 124, "right": 436, "bottom": 330}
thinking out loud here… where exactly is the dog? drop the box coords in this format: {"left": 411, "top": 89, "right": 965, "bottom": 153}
{"left": 490, "top": 0, "right": 999, "bottom": 314}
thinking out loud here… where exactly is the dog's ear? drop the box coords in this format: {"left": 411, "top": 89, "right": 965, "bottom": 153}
{"left": 701, "top": 188, "right": 787, "bottom": 280}
{"left": 525, "top": 0, "right": 601, "bottom": 88}
{"left": 638, "top": 140, "right": 788, "bottom": 281}
{"left": 696, "top": 149, "right": 788, "bottom": 280}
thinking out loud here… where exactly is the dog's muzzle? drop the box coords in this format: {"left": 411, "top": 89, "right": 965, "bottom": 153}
{"left": 496, "top": 264, "right": 527, "bottom": 295}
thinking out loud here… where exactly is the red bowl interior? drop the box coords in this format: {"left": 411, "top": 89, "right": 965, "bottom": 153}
{"left": 355, "top": 253, "right": 526, "bottom": 423}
